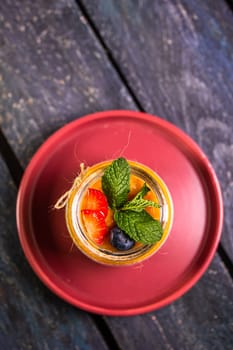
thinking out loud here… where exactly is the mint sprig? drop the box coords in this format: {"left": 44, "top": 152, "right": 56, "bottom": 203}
{"left": 121, "top": 183, "right": 161, "bottom": 212}
{"left": 102, "top": 158, "right": 163, "bottom": 244}
{"left": 114, "top": 210, "right": 163, "bottom": 244}
{"left": 102, "top": 157, "right": 130, "bottom": 209}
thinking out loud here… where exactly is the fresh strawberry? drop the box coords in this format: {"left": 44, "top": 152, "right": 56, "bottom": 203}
{"left": 82, "top": 188, "right": 108, "bottom": 217}
{"left": 81, "top": 209, "right": 107, "bottom": 244}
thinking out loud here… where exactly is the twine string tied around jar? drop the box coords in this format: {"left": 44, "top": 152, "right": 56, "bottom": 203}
{"left": 54, "top": 163, "right": 88, "bottom": 209}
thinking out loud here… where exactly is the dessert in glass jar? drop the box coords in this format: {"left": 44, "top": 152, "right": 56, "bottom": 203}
{"left": 55, "top": 158, "right": 173, "bottom": 266}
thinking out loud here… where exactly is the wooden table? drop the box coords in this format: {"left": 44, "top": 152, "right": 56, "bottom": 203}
{"left": 0, "top": 1, "right": 233, "bottom": 349}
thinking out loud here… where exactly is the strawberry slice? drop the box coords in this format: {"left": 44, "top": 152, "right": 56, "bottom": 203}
{"left": 82, "top": 188, "right": 108, "bottom": 217}
{"left": 81, "top": 209, "right": 107, "bottom": 244}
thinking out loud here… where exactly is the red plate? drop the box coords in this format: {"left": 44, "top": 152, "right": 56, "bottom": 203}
{"left": 16, "top": 110, "right": 223, "bottom": 316}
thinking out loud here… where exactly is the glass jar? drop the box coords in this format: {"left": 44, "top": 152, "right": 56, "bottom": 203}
{"left": 65, "top": 160, "right": 173, "bottom": 266}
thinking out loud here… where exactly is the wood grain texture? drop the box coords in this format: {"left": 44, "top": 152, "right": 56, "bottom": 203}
{"left": 0, "top": 0, "right": 233, "bottom": 349}
{"left": 105, "top": 255, "right": 233, "bottom": 350}
{"left": 0, "top": 0, "right": 136, "bottom": 168}
{"left": 80, "top": 0, "right": 233, "bottom": 263}
{"left": 0, "top": 155, "right": 109, "bottom": 350}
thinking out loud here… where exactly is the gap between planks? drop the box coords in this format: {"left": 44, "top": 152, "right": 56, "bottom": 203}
{"left": 225, "top": 0, "right": 233, "bottom": 13}
{"left": 76, "top": 0, "right": 144, "bottom": 112}
{"left": 0, "top": 128, "right": 23, "bottom": 187}
{"left": 91, "top": 315, "right": 122, "bottom": 350}
{"left": 218, "top": 244, "right": 233, "bottom": 280}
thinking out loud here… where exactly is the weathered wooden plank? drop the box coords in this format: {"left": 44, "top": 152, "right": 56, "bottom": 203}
{"left": 80, "top": 0, "right": 233, "bottom": 263}
{"left": 0, "top": 154, "right": 109, "bottom": 350}
{"left": 104, "top": 254, "right": 233, "bottom": 350}
{"left": 0, "top": 0, "right": 136, "bottom": 169}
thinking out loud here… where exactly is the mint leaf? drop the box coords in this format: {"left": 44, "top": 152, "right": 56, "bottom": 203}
{"left": 102, "top": 159, "right": 163, "bottom": 244}
{"left": 114, "top": 210, "right": 163, "bottom": 244}
{"left": 136, "top": 221, "right": 163, "bottom": 243}
{"left": 134, "top": 183, "right": 150, "bottom": 198}
{"left": 102, "top": 158, "right": 130, "bottom": 209}
{"left": 121, "top": 183, "right": 161, "bottom": 212}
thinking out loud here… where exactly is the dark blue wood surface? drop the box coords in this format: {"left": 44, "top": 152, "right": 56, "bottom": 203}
{"left": 0, "top": 0, "right": 233, "bottom": 349}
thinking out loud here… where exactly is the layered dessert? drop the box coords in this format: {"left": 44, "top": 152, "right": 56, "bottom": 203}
{"left": 57, "top": 158, "right": 173, "bottom": 265}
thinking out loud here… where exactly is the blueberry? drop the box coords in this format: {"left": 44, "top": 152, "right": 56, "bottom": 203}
{"left": 110, "top": 226, "right": 135, "bottom": 251}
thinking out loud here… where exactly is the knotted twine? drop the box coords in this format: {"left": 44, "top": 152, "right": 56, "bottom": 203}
{"left": 54, "top": 163, "right": 89, "bottom": 209}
